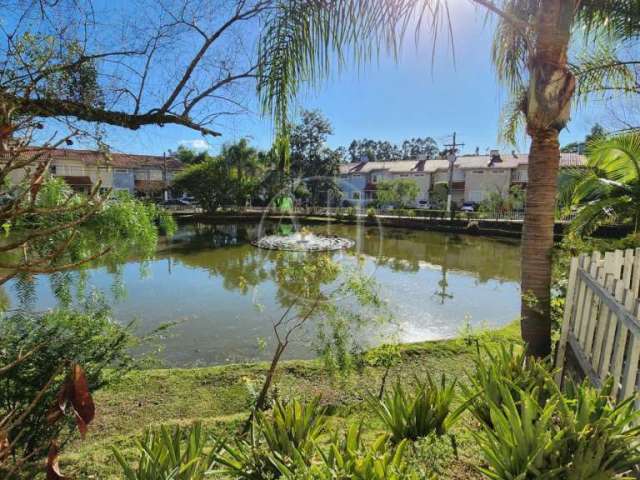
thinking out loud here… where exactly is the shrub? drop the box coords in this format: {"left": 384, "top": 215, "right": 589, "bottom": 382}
{"left": 366, "top": 208, "right": 377, "bottom": 220}
{"left": 474, "top": 385, "right": 563, "bottom": 479}
{"left": 370, "top": 374, "right": 465, "bottom": 444}
{"left": 461, "top": 342, "right": 553, "bottom": 427}
{"left": 258, "top": 397, "right": 325, "bottom": 462}
{"left": 0, "top": 300, "right": 135, "bottom": 460}
{"left": 475, "top": 378, "right": 640, "bottom": 479}
{"left": 557, "top": 378, "right": 640, "bottom": 477}
{"left": 345, "top": 207, "right": 357, "bottom": 219}
{"left": 313, "top": 423, "right": 422, "bottom": 479}
{"left": 213, "top": 398, "right": 326, "bottom": 478}
{"left": 113, "top": 422, "right": 210, "bottom": 480}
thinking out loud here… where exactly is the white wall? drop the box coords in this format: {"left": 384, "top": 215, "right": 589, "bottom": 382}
{"left": 464, "top": 168, "right": 511, "bottom": 202}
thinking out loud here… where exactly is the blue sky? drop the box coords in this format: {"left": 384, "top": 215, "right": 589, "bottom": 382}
{"left": 89, "top": 1, "right": 608, "bottom": 158}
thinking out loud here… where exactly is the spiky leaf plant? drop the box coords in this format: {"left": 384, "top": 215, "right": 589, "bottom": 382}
{"left": 112, "top": 422, "right": 210, "bottom": 480}
{"left": 461, "top": 342, "right": 554, "bottom": 427}
{"left": 370, "top": 373, "right": 465, "bottom": 444}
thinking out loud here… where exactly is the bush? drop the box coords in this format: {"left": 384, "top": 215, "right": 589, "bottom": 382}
{"left": 474, "top": 378, "right": 640, "bottom": 479}
{"left": 213, "top": 398, "right": 326, "bottom": 478}
{"left": 345, "top": 207, "right": 357, "bottom": 219}
{"left": 461, "top": 342, "right": 553, "bottom": 427}
{"left": 0, "top": 300, "right": 136, "bottom": 460}
{"left": 113, "top": 422, "right": 210, "bottom": 480}
{"left": 370, "top": 374, "right": 464, "bottom": 444}
{"left": 474, "top": 385, "right": 563, "bottom": 478}
{"left": 314, "top": 423, "right": 422, "bottom": 479}
{"left": 366, "top": 207, "right": 377, "bottom": 220}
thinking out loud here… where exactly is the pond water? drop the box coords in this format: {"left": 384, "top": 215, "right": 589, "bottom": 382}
{"left": 3, "top": 221, "right": 521, "bottom": 366}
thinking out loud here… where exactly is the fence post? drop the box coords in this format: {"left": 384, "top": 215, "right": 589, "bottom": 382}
{"left": 555, "top": 256, "right": 580, "bottom": 385}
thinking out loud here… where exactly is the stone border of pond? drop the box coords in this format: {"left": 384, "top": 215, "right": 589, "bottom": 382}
{"left": 177, "top": 212, "right": 633, "bottom": 240}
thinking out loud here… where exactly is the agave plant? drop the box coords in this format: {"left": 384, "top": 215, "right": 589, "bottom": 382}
{"left": 314, "top": 423, "right": 422, "bottom": 480}
{"left": 474, "top": 385, "right": 565, "bottom": 480}
{"left": 556, "top": 378, "right": 640, "bottom": 478}
{"left": 370, "top": 374, "right": 465, "bottom": 445}
{"left": 113, "top": 422, "right": 211, "bottom": 480}
{"left": 476, "top": 379, "right": 640, "bottom": 479}
{"left": 212, "top": 398, "right": 326, "bottom": 479}
{"left": 560, "top": 132, "right": 640, "bottom": 235}
{"left": 461, "top": 342, "right": 554, "bottom": 427}
{"left": 258, "top": 397, "right": 326, "bottom": 463}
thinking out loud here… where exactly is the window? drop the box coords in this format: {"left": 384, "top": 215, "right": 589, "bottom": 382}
{"left": 371, "top": 175, "right": 378, "bottom": 183}
{"left": 473, "top": 170, "right": 484, "bottom": 174}
{"left": 49, "top": 165, "right": 57, "bottom": 174}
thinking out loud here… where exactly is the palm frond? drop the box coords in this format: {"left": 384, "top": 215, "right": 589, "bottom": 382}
{"left": 569, "top": 195, "right": 634, "bottom": 235}
{"left": 578, "top": 0, "right": 640, "bottom": 41}
{"left": 490, "top": 0, "right": 536, "bottom": 95}
{"left": 587, "top": 132, "right": 640, "bottom": 184}
{"left": 257, "top": 0, "right": 446, "bottom": 135}
{"left": 563, "top": 132, "right": 640, "bottom": 235}
{"left": 498, "top": 88, "right": 527, "bottom": 146}
{"left": 571, "top": 39, "right": 638, "bottom": 103}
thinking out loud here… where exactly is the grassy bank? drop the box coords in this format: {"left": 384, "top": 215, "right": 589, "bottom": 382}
{"left": 62, "top": 323, "right": 520, "bottom": 479}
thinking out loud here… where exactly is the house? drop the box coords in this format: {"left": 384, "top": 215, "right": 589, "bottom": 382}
{"left": 5, "top": 148, "right": 184, "bottom": 199}
{"left": 337, "top": 151, "right": 586, "bottom": 208}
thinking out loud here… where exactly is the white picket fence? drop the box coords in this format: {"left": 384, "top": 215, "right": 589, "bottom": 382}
{"left": 556, "top": 249, "right": 640, "bottom": 402}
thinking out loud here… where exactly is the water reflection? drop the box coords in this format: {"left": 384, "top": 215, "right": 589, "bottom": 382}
{"left": 4, "top": 221, "right": 521, "bottom": 366}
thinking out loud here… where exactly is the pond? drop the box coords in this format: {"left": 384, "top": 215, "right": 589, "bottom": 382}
{"left": 3, "top": 220, "right": 521, "bottom": 366}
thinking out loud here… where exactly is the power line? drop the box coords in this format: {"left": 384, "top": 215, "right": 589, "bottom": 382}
{"left": 443, "top": 132, "right": 464, "bottom": 213}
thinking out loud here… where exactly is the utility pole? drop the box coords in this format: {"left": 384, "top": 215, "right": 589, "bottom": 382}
{"left": 163, "top": 152, "right": 169, "bottom": 202}
{"left": 444, "top": 132, "right": 464, "bottom": 213}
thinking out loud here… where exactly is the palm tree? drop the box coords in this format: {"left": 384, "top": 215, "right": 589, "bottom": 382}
{"left": 257, "top": 0, "right": 638, "bottom": 356}
{"left": 560, "top": 132, "right": 640, "bottom": 235}
{"left": 221, "top": 138, "right": 261, "bottom": 205}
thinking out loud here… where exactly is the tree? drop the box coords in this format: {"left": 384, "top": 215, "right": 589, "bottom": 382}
{"left": 257, "top": 0, "right": 638, "bottom": 357}
{"left": 560, "top": 132, "right": 640, "bottom": 235}
{"left": 175, "top": 146, "right": 212, "bottom": 165}
{"left": 561, "top": 124, "right": 607, "bottom": 153}
{"left": 375, "top": 179, "right": 420, "bottom": 209}
{"left": 220, "top": 139, "right": 263, "bottom": 204}
{"left": 479, "top": 185, "right": 525, "bottom": 213}
{"left": 173, "top": 156, "right": 258, "bottom": 212}
{"left": 346, "top": 137, "right": 437, "bottom": 162}
{"left": 290, "top": 110, "right": 342, "bottom": 205}
{"left": 0, "top": 1, "right": 269, "bottom": 472}
{"left": 2, "top": 0, "right": 270, "bottom": 137}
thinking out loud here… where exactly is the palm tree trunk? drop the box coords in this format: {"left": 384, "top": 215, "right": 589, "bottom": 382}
{"left": 521, "top": 129, "right": 560, "bottom": 357}
{"left": 520, "top": 0, "right": 576, "bottom": 357}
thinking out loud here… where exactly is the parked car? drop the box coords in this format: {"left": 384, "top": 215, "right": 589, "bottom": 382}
{"left": 460, "top": 201, "right": 478, "bottom": 212}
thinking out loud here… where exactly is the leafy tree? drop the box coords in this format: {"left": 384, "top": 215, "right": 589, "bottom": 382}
{"left": 221, "top": 139, "right": 264, "bottom": 205}
{"left": 256, "top": 0, "right": 639, "bottom": 357}
{"left": 0, "top": 1, "right": 270, "bottom": 475}
{"left": 0, "top": 300, "right": 138, "bottom": 472}
{"left": 174, "top": 146, "right": 212, "bottom": 165}
{"left": 561, "top": 124, "right": 607, "bottom": 153}
{"left": 479, "top": 185, "right": 525, "bottom": 213}
{"left": 375, "top": 179, "right": 420, "bottom": 209}
{"left": 346, "top": 137, "right": 438, "bottom": 162}
{"left": 290, "top": 110, "right": 342, "bottom": 205}
{"left": 173, "top": 157, "right": 257, "bottom": 212}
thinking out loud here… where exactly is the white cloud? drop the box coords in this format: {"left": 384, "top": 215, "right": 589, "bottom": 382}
{"left": 179, "top": 139, "right": 210, "bottom": 151}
